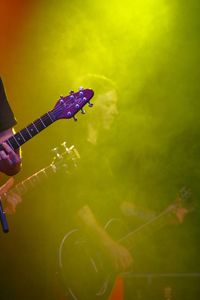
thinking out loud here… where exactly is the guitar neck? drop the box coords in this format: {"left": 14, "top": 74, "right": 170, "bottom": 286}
{"left": 0, "top": 111, "right": 55, "bottom": 151}
{"left": 120, "top": 205, "right": 175, "bottom": 250}
{"left": 8, "top": 163, "right": 56, "bottom": 197}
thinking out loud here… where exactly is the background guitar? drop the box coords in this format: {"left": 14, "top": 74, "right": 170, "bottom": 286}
{"left": 0, "top": 142, "right": 80, "bottom": 214}
{"left": 58, "top": 188, "right": 192, "bottom": 300}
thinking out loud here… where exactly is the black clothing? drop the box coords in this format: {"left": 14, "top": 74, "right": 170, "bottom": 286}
{"left": 0, "top": 78, "right": 16, "bottom": 132}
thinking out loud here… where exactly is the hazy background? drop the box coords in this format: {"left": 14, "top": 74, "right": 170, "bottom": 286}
{"left": 0, "top": 0, "right": 200, "bottom": 299}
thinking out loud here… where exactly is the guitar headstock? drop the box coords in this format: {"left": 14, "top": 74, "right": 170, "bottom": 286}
{"left": 51, "top": 142, "right": 80, "bottom": 172}
{"left": 52, "top": 88, "right": 94, "bottom": 121}
{"left": 175, "top": 186, "right": 192, "bottom": 207}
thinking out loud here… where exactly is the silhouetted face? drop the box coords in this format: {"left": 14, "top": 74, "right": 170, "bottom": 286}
{"left": 96, "top": 89, "right": 118, "bottom": 130}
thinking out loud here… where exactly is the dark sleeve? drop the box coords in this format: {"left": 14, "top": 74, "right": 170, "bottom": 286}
{"left": 0, "top": 77, "right": 17, "bottom": 133}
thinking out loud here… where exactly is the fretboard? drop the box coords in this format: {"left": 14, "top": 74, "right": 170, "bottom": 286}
{"left": 5, "top": 163, "right": 56, "bottom": 199}
{"left": 0, "top": 111, "right": 55, "bottom": 151}
{"left": 120, "top": 205, "right": 175, "bottom": 250}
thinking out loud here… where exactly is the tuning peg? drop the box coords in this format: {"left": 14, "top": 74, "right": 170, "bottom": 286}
{"left": 79, "top": 86, "right": 84, "bottom": 91}
{"left": 88, "top": 101, "right": 93, "bottom": 107}
{"left": 81, "top": 109, "right": 85, "bottom": 114}
{"left": 79, "top": 91, "right": 84, "bottom": 97}
{"left": 61, "top": 141, "right": 70, "bottom": 154}
{"left": 71, "top": 146, "right": 80, "bottom": 160}
{"left": 73, "top": 116, "right": 78, "bottom": 121}
{"left": 70, "top": 94, "right": 75, "bottom": 100}
{"left": 51, "top": 147, "right": 62, "bottom": 159}
{"left": 61, "top": 141, "right": 67, "bottom": 148}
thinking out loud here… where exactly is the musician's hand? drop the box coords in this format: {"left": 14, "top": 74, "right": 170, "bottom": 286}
{"left": 77, "top": 205, "right": 134, "bottom": 272}
{"left": 0, "top": 177, "right": 22, "bottom": 214}
{"left": 5, "top": 192, "right": 22, "bottom": 215}
{"left": 0, "top": 177, "right": 14, "bottom": 195}
{"left": 171, "top": 204, "right": 190, "bottom": 224}
{"left": 103, "top": 239, "right": 133, "bottom": 272}
{"left": 0, "top": 143, "right": 21, "bottom": 176}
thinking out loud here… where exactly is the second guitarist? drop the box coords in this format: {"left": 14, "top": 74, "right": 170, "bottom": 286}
{"left": 56, "top": 75, "right": 133, "bottom": 300}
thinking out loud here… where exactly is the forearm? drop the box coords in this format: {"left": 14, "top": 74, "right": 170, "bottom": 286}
{"left": 76, "top": 204, "right": 134, "bottom": 271}
{"left": 76, "top": 205, "right": 113, "bottom": 246}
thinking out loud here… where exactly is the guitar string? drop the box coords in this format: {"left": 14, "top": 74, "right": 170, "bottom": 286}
{"left": 5, "top": 93, "right": 91, "bottom": 148}
{"left": 119, "top": 205, "right": 175, "bottom": 244}
{"left": 4, "top": 149, "right": 77, "bottom": 214}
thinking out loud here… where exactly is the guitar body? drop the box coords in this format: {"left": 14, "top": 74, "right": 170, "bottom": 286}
{"left": 58, "top": 219, "right": 124, "bottom": 300}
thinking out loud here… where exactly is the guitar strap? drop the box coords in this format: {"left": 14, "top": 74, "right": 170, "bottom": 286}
{"left": 108, "top": 276, "right": 124, "bottom": 300}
